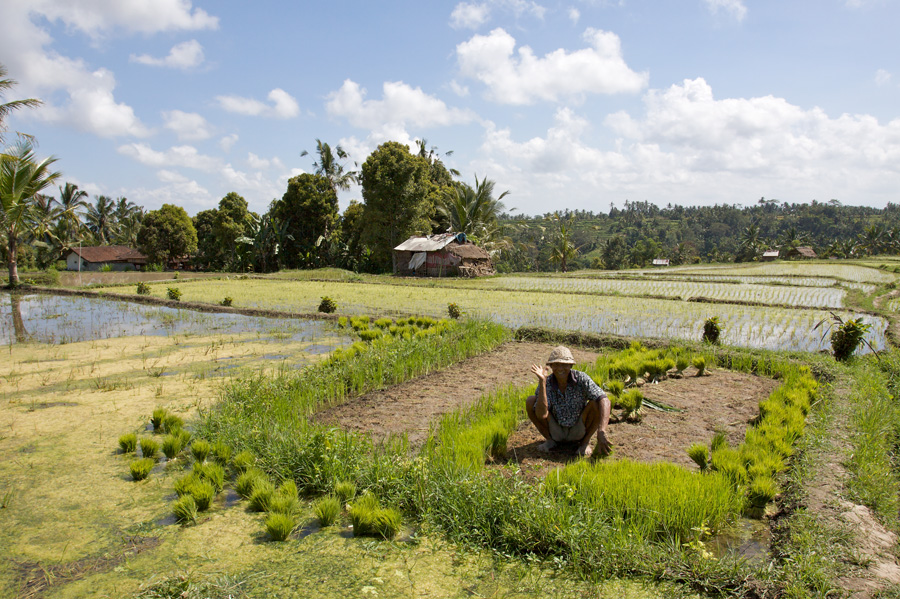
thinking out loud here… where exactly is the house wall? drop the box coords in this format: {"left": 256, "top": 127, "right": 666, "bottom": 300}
{"left": 66, "top": 254, "right": 138, "bottom": 271}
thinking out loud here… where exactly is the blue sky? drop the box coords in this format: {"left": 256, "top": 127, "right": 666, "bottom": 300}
{"left": 2, "top": 0, "right": 898, "bottom": 218}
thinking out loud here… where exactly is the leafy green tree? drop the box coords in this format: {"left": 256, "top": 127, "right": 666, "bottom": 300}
{"left": 270, "top": 173, "right": 338, "bottom": 268}
{"left": 0, "top": 64, "right": 41, "bottom": 143}
{"left": 300, "top": 139, "right": 358, "bottom": 194}
{"left": 602, "top": 236, "right": 627, "bottom": 270}
{"left": 53, "top": 182, "right": 88, "bottom": 246}
{"left": 0, "top": 138, "right": 61, "bottom": 285}
{"left": 360, "top": 141, "right": 433, "bottom": 271}
{"left": 84, "top": 195, "right": 117, "bottom": 244}
{"left": 214, "top": 192, "right": 255, "bottom": 269}
{"left": 438, "top": 175, "right": 509, "bottom": 241}
{"left": 192, "top": 209, "right": 220, "bottom": 269}
{"left": 137, "top": 204, "right": 197, "bottom": 267}
{"left": 548, "top": 214, "right": 578, "bottom": 272}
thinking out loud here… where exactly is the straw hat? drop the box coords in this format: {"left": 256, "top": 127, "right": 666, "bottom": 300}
{"left": 546, "top": 346, "right": 575, "bottom": 365}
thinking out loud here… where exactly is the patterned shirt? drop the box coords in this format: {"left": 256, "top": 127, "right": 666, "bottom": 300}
{"left": 540, "top": 370, "right": 606, "bottom": 428}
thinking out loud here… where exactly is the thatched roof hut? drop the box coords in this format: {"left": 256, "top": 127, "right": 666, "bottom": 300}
{"left": 393, "top": 233, "right": 494, "bottom": 277}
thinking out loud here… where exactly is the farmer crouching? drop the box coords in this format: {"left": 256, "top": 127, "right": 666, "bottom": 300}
{"left": 526, "top": 346, "right": 612, "bottom": 457}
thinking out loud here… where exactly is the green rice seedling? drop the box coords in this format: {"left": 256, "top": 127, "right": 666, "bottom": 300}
{"left": 173, "top": 473, "right": 200, "bottom": 497}
{"left": 269, "top": 489, "right": 299, "bottom": 515}
{"left": 687, "top": 444, "right": 709, "bottom": 470}
{"left": 488, "top": 429, "right": 508, "bottom": 459}
{"left": 173, "top": 494, "right": 198, "bottom": 524}
{"left": 151, "top": 407, "right": 168, "bottom": 431}
{"left": 619, "top": 389, "right": 644, "bottom": 421}
{"left": 349, "top": 493, "right": 380, "bottom": 535}
{"left": 357, "top": 329, "right": 382, "bottom": 341}
{"left": 314, "top": 495, "right": 341, "bottom": 526}
{"left": 232, "top": 450, "right": 255, "bottom": 474}
{"left": 266, "top": 512, "right": 296, "bottom": 541}
{"left": 373, "top": 317, "right": 393, "bottom": 329}
{"left": 176, "top": 428, "right": 192, "bottom": 450}
{"left": 211, "top": 441, "right": 232, "bottom": 466}
{"left": 337, "top": 316, "right": 348, "bottom": 328}
{"left": 136, "top": 281, "right": 151, "bottom": 295}
{"left": 118, "top": 433, "right": 137, "bottom": 454}
{"left": 675, "top": 356, "right": 690, "bottom": 375}
{"left": 189, "top": 479, "right": 216, "bottom": 511}
{"left": 333, "top": 480, "right": 356, "bottom": 503}
{"left": 249, "top": 479, "right": 276, "bottom": 512}
{"left": 130, "top": 458, "right": 155, "bottom": 481}
{"left": 318, "top": 296, "right": 336, "bottom": 313}
{"left": 746, "top": 476, "right": 778, "bottom": 510}
{"left": 194, "top": 462, "right": 226, "bottom": 492}
{"left": 604, "top": 380, "right": 624, "bottom": 404}
{"left": 167, "top": 287, "right": 182, "bottom": 301}
{"left": 162, "top": 414, "right": 183, "bottom": 434}
{"left": 371, "top": 508, "right": 402, "bottom": 539}
{"left": 710, "top": 431, "right": 728, "bottom": 452}
{"left": 235, "top": 468, "right": 266, "bottom": 499}
{"left": 279, "top": 479, "right": 298, "bottom": 499}
{"left": 140, "top": 437, "right": 159, "bottom": 459}
{"left": 710, "top": 447, "right": 747, "bottom": 487}
{"left": 161, "top": 434, "right": 183, "bottom": 459}
{"left": 692, "top": 356, "right": 707, "bottom": 376}
{"left": 191, "top": 439, "right": 211, "bottom": 462}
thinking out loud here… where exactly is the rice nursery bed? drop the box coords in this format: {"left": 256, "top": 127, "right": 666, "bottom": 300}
{"left": 94, "top": 279, "right": 888, "bottom": 353}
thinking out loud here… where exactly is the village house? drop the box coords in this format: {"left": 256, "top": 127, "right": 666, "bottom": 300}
{"left": 393, "top": 233, "right": 495, "bottom": 277}
{"left": 761, "top": 250, "right": 780, "bottom": 261}
{"left": 65, "top": 246, "right": 147, "bottom": 271}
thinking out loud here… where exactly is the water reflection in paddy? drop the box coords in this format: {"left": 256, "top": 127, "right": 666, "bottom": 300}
{"left": 0, "top": 292, "right": 349, "bottom": 347}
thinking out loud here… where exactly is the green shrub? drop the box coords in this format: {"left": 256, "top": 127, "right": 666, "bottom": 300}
{"left": 151, "top": 407, "right": 168, "bottom": 431}
{"left": 830, "top": 317, "right": 872, "bottom": 361}
{"left": 232, "top": 450, "right": 255, "bottom": 473}
{"left": 191, "top": 439, "right": 211, "bottom": 462}
{"left": 189, "top": 479, "right": 216, "bottom": 511}
{"left": 118, "top": 433, "right": 137, "bottom": 454}
{"left": 161, "top": 434, "right": 183, "bottom": 459}
{"left": 687, "top": 444, "right": 709, "bottom": 470}
{"left": 167, "top": 287, "right": 182, "bottom": 301}
{"left": 221, "top": 296, "right": 233, "bottom": 307}
{"left": 211, "top": 441, "right": 232, "bottom": 466}
{"left": 448, "top": 303, "right": 461, "bottom": 319}
{"left": 702, "top": 317, "right": 721, "bottom": 344}
{"left": 162, "top": 414, "right": 183, "bottom": 434}
{"left": 136, "top": 282, "right": 151, "bottom": 295}
{"left": 693, "top": 356, "right": 707, "bottom": 376}
{"left": 173, "top": 495, "right": 198, "bottom": 524}
{"left": 130, "top": 458, "right": 155, "bottom": 481}
{"left": 318, "top": 296, "right": 336, "bottom": 313}
{"left": 266, "top": 512, "right": 296, "bottom": 541}
{"left": 314, "top": 495, "right": 341, "bottom": 526}
{"left": 140, "top": 438, "right": 159, "bottom": 459}
{"left": 235, "top": 468, "right": 266, "bottom": 499}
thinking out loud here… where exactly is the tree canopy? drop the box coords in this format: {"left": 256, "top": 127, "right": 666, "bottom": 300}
{"left": 270, "top": 173, "right": 339, "bottom": 269}
{"left": 137, "top": 204, "right": 197, "bottom": 267}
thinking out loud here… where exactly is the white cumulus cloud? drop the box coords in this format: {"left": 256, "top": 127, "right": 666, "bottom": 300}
{"left": 451, "top": 3, "right": 490, "bottom": 28}
{"left": 28, "top": 0, "right": 218, "bottom": 38}
{"left": 326, "top": 79, "right": 477, "bottom": 130}
{"left": 162, "top": 110, "right": 212, "bottom": 140}
{"left": 219, "top": 134, "right": 239, "bottom": 152}
{"left": 568, "top": 7, "right": 580, "bottom": 24}
{"left": 131, "top": 40, "right": 205, "bottom": 69}
{"left": 118, "top": 142, "right": 221, "bottom": 172}
{"left": 703, "top": 0, "right": 747, "bottom": 21}
{"left": 216, "top": 88, "right": 300, "bottom": 119}
{"left": 246, "top": 152, "right": 285, "bottom": 170}
{"left": 456, "top": 27, "right": 648, "bottom": 104}
{"left": 875, "top": 69, "right": 892, "bottom": 87}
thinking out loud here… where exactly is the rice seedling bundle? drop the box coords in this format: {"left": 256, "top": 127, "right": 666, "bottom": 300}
{"left": 193, "top": 462, "right": 226, "bottom": 492}
{"left": 161, "top": 434, "right": 183, "bottom": 459}
{"left": 173, "top": 473, "right": 200, "bottom": 497}
{"left": 349, "top": 493, "right": 402, "bottom": 539}
{"left": 189, "top": 479, "right": 216, "bottom": 511}
{"left": 173, "top": 495, "right": 198, "bottom": 523}
{"left": 140, "top": 438, "right": 159, "bottom": 459}
{"left": 118, "top": 433, "right": 137, "bottom": 454}
{"left": 162, "top": 414, "right": 183, "bottom": 434}
{"left": 130, "top": 458, "right": 156, "bottom": 481}
{"left": 191, "top": 439, "right": 211, "bottom": 462}
{"left": 687, "top": 444, "right": 709, "bottom": 470}
{"left": 151, "top": 408, "right": 168, "bottom": 431}
{"left": 314, "top": 495, "right": 341, "bottom": 526}
{"left": 249, "top": 480, "right": 276, "bottom": 512}
{"left": 235, "top": 468, "right": 266, "bottom": 499}
{"left": 619, "top": 389, "right": 644, "bottom": 421}
{"left": 266, "top": 512, "right": 297, "bottom": 541}
{"left": 232, "top": 450, "right": 255, "bottom": 473}
{"left": 177, "top": 429, "right": 192, "bottom": 448}
{"left": 211, "top": 441, "right": 232, "bottom": 466}
{"left": 333, "top": 480, "right": 356, "bottom": 503}
{"left": 545, "top": 460, "right": 741, "bottom": 541}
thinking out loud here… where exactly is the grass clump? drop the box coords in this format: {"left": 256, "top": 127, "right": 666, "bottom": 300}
{"left": 266, "top": 512, "right": 296, "bottom": 541}
{"left": 139, "top": 437, "right": 159, "bottom": 459}
{"left": 232, "top": 450, "right": 255, "bottom": 473}
{"left": 162, "top": 413, "right": 183, "bottom": 434}
{"left": 235, "top": 468, "right": 266, "bottom": 499}
{"left": 314, "top": 495, "right": 341, "bottom": 526}
{"left": 687, "top": 443, "right": 709, "bottom": 470}
{"left": 173, "top": 473, "right": 200, "bottom": 497}
{"left": 161, "top": 434, "right": 183, "bottom": 459}
{"left": 136, "top": 281, "right": 151, "bottom": 295}
{"left": 189, "top": 479, "right": 216, "bottom": 511}
{"left": 190, "top": 439, "right": 211, "bottom": 462}
{"left": 118, "top": 433, "right": 137, "bottom": 454}
{"left": 318, "top": 296, "right": 336, "bottom": 313}
{"left": 173, "top": 495, "right": 198, "bottom": 524}
{"left": 221, "top": 296, "right": 233, "bottom": 307}
{"left": 349, "top": 493, "right": 402, "bottom": 539}
{"left": 248, "top": 479, "right": 276, "bottom": 512}
{"left": 150, "top": 407, "right": 168, "bottom": 431}
{"left": 167, "top": 287, "right": 182, "bottom": 301}
{"left": 193, "top": 462, "right": 226, "bottom": 492}
{"left": 333, "top": 480, "right": 356, "bottom": 503}
{"left": 130, "top": 458, "right": 155, "bottom": 481}
{"left": 210, "top": 441, "right": 232, "bottom": 466}
{"left": 693, "top": 356, "right": 707, "bottom": 376}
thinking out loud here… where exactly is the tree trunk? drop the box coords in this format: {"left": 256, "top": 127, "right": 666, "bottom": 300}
{"left": 10, "top": 293, "right": 27, "bottom": 342}
{"left": 6, "top": 229, "right": 18, "bottom": 287}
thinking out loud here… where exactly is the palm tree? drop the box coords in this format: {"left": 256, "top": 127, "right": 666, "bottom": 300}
{"left": 548, "top": 214, "right": 578, "bottom": 272}
{"left": 0, "top": 64, "right": 41, "bottom": 143}
{"left": 54, "top": 182, "right": 88, "bottom": 245}
{"left": 85, "top": 195, "right": 117, "bottom": 244}
{"left": 0, "top": 138, "right": 61, "bottom": 286}
{"left": 437, "top": 175, "right": 509, "bottom": 240}
{"left": 300, "top": 139, "right": 358, "bottom": 194}
{"left": 859, "top": 224, "right": 886, "bottom": 256}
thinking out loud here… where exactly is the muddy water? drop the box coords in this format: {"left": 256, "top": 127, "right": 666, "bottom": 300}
{"left": 0, "top": 292, "right": 345, "bottom": 345}
{"left": 709, "top": 518, "right": 770, "bottom": 563}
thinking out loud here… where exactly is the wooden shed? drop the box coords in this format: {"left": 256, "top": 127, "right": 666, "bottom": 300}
{"left": 393, "top": 233, "right": 495, "bottom": 277}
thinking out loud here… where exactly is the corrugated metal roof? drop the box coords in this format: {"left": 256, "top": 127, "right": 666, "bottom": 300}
{"left": 762, "top": 250, "right": 780, "bottom": 257}
{"left": 68, "top": 246, "right": 147, "bottom": 263}
{"left": 394, "top": 233, "right": 458, "bottom": 252}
